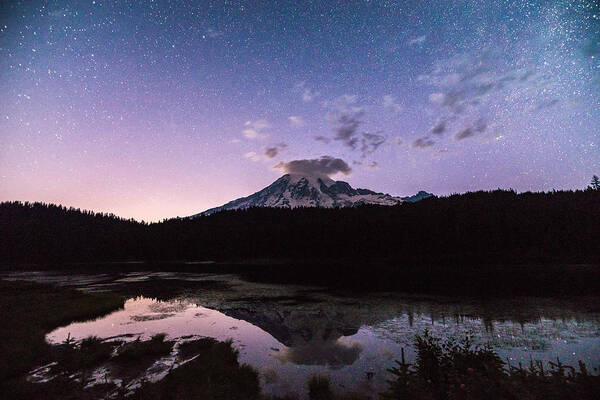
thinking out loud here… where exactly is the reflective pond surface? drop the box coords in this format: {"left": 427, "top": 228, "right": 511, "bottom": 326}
{"left": 4, "top": 270, "right": 600, "bottom": 398}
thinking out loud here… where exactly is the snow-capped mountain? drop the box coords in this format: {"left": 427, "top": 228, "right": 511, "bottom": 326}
{"left": 193, "top": 174, "right": 432, "bottom": 216}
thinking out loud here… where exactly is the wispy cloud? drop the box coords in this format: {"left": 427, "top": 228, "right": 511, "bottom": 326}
{"left": 383, "top": 94, "right": 402, "bottom": 113}
{"left": 328, "top": 94, "right": 360, "bottom": 112}
{"left": 244, "top": 151, "right": 261, "bottom": 162}
{"left": 288, "top": 116, "right": 304, "bottom": 128}
{"left": 326, "top": 94, "right": 365, "bottom": 150}
{"left": 302, "top": 89, "right": 319, "bottom": 102}
{"left": 431, "top": 117, "right": 449, "bottom": 135}
{"left": 321, "top": 94, "right": 388, "bottom": 158}
{"left": 454, "top": 128, "right": 475, "bottom": 141}
{"left": 243, "top": 119, "right": 270, "bottom": 140}
{"left": 48, "top": 8, "right": 75, "bottom": 18}
{"left": 454, "top": 119, "right": 487, "bottom": 141}
{"left": 264, "top": 143, "right": 287, "bottom": 159}
{"left": 353, "top": 160, "right": 379, "bottom": 170}
{"left": 295, "top": 82, "right": 320, "bottom": 103}
{"left": 314, "top": 136, "right": 331, "bottom": 144}
{"left": 535, "top": 98, "right": 560, "bottom": 111}
{"left": 334, "top": 110, "right": 364, "bottom": 150}
{"left": 408, "top": 35, "right": 427, "bottom": 46}
{"left": 418, "top": 51, "right": 561, "bottom": 144}
{"left": 204, "top": 28, "right": 224, "bottom": 39}
{"left": 412, "top": 137, "right": 435, "bottom": 149}
{"left": 360, "top": 132, "right": 386, "bottom": 157}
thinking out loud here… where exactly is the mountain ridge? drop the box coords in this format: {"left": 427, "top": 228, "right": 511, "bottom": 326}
{"left": 194, "top": 174, "right": 432, "bottom": 216}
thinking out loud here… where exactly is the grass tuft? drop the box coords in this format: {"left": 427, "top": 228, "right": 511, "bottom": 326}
{"left": 129, "top": 339, "right": 260, "bottom": 400}
{"left": 0, "top": 280, "right": 124, "bottom": 399}
{"left": 382, "top": 329, "right": 600, "bottom": 400}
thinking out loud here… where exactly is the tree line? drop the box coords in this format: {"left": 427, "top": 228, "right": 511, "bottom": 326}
{"left": 1, "top": 188, "right": 599, "bottom": 266}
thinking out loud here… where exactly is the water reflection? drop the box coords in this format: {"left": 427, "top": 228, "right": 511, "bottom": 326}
{"left": 223, "top": 308, "right": 365, "bottom": 367}
{"left": 276, "top": 340, "right": 362, "bottom": 367}
{"left": 5, "top": 270, "right": 600, "bottom": 398}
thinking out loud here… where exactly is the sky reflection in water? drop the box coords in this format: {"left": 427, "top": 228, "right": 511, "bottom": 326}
{"left": 6, "top": 271, "right": 600, "bottom": 398}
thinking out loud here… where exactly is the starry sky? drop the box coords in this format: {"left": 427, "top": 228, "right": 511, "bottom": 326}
{"left": 1, "top": 0, "right": 599, "bottom": 221}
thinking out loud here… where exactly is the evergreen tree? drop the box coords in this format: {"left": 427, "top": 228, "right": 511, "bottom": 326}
{"left": 590, "top": 175, "right": 600, "bottom": 190}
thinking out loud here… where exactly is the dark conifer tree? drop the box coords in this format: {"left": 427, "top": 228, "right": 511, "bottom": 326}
{"left": 590, "top": 175, "right": 600, "bottom": 190}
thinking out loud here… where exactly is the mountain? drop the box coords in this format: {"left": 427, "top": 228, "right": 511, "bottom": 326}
{"left": 401, "top": 190, "right": 434, "bottom": 203}
{"left": 194, "top": 174, "right": 432, "bottom": 216}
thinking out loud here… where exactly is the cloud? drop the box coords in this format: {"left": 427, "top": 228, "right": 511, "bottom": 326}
{"left": 408, "top": 35, "right": 427, "bottom": 46}
{"left": 275, "top": 156, "right": 352, "bottom": 177}
{"left": 333, "top": 94, "right": 359, "bottom": 110}
{"left": 454, "top": 119, "right": 487, "bottom": 141}
{"left": 420, "top": 52, "right": 556, "bottom": 140}
{"left": 244, "top": 151, "right": 261, "bottom": 162}
{"left": 204, "top": 28, "right": 224, "bottom": 39}
{"left": 295, "top": 82, "right": 319, "bottom": 102}
{"left": 317, "top": 95, "right": 389, "bottom": 158}
{"left": 428, "top": 92, "right": 446, "bottom": 106}
{"left": 454, "top": 127, "right": 475, "bottom": 141}
{"left": 314, "top": 136, "right": 331, "bottom": 144}
{"left": 353, "top": 161, "right": 379, "bottom": 170}
{"left": 288, "top": 116, "right": 304, "bottom": 127}
{"left": 324, "top": 94, "right": 362, "bottom": 114}
{"left": 264, "top": 148, "right": 278, "bottom": 158}
{"left": 519, "top": 70, "right": 534, "bottom": 82}
{"left": 328, "top": 95, "right": 365, "bottom": 150}
{"left": 243, "top": 119, "right": 270, "bottom": 139}
{"left": 535, "top": 98, "right": 559, "bottom": 111}
{"left": 48, "top": 8, "right": 74, "bottom": 18}
{"left": 431, "top": 117, "right": 448, "bottom": 135}
{"left": 243, "top": 129, "right": 258, "bottom": 139}
{"left": 383, "top": 94, "right": 402, "bottom": 113}
{"left": 264, "top": 143, "right": 287, "bottom": 159}
{"left": 360, "top": 132, "right": 386, "bottom": 157}
{"left": 302, "top": 89, "right": 319, "bottom": 102}
{"left": 324, "top": 95, "right": 385, "bottom": 157}
{"left": 417, "top": 51, "right": 548, "bottom": 149}
{"left": 420, "top": 54, "right": 503, "bottom": 119}
{"left": 473, "top": 118, "right": 487, "bottom": 132}
{"left": 248, "top": 119, "right": 270, "bottom": 130}
{"left": 334, "top": 110, "right": 364, "bottom": 150}
{"left": 428, "top": 90, "right": 470, "bottom": 113}
{"left": 412, "top": 137, "right": 435, "bottom": 149}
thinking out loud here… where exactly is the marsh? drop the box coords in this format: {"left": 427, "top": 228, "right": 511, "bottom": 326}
{"left": 4, "top": 269, "right": 599, "bottom": 399}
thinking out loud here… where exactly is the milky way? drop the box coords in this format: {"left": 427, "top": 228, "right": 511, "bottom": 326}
{"left": 1, "top": 1, "right": 598, "bottom": 220}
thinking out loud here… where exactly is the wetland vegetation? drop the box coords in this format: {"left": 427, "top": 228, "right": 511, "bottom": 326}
{"left": 1, "top": 275, "right": 599, "bottom": 399}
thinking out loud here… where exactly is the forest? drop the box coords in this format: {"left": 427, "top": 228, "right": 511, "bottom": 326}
{"left": 1, "top": 188, "right": 600, "bottom": 295}
{"left": 2, "top": 189, "right": 599, "bottom": 264}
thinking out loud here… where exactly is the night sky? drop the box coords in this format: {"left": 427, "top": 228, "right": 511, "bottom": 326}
{"left": 1, "top": 0, "right": 599, "bottom": 221}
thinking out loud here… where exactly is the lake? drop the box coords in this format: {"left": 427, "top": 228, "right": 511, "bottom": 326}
{"left": 4, "top": 270, "right": 600, "bottom": 398}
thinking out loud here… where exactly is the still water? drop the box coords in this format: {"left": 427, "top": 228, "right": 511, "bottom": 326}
{"left": 5, "top": 270, "right": 600, "bottom": 398}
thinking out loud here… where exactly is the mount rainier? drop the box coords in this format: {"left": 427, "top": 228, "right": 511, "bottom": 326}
{"left": 194, "top": 174, "right": 432, "bottom": 216}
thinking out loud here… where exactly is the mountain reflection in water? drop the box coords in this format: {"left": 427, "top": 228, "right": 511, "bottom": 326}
{"left": 5, "top": 270, "right": 600, "bottom": 399}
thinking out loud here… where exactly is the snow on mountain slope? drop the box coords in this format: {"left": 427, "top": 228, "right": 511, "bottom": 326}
{"left": 193, "top": 174, "right": 432, "bottom": 216}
